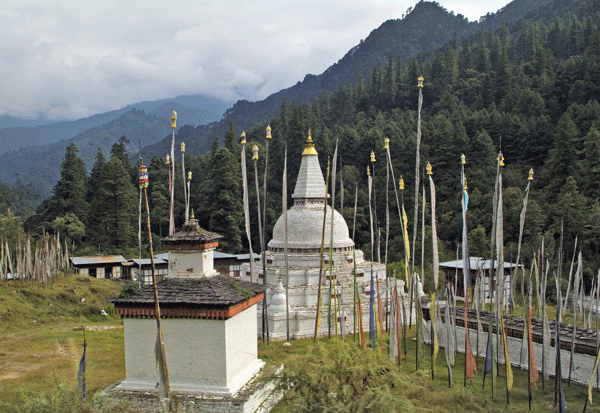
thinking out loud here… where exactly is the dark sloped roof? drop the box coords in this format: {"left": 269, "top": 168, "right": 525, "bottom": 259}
{"left": 110, "top": 276, "right": 265, "bottom": 308}
{"left": 162, "top": 226, "right": 223, "bottom": 243}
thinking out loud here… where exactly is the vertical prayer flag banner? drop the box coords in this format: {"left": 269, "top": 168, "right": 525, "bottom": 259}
{"left": 588, "top": 346, "right": 600, "bottom": 404}
{"left": 369, "top": 268, "right": 376, "bottom": 347}
{"left": 431, "top": 293, "right": 439, "bottom": 378}
{"left": 527, "top": 295, "right": 539, "bottom": 399}
{"left": 77, "top": 333, "right": 86, "bottom": 400}
{"left": 241, "top": 143, "right": 255, "bottom": 281}
{"left": 402, "top": 205, "right": 410, "bottom": 282}
{"left": 429, "top": 175, "right": 439, "bottom": 292}
{"left": 464, "top": 305, "right": 477, "bottom": 381}
{"left": 499, "top": 306, "right": 513, "bottom": 395}
{"left": 357, "top": 294, "right": 366, "bottom": 350}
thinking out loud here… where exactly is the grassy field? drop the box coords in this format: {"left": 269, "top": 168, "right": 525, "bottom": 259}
{"left": 0, "top": 276, "right": 595, "bottom": 412}
{"left": 0, "top": 275, "right": 126, "bottom": 408}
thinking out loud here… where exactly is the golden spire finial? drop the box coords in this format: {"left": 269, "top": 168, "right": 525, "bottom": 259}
{"left": 240, "top": 131, "right": 246, "bottom": 145}
{"left": 187, "top": 171, "right": 192, "bottom": 181}
{"left": 384, "top": 137, "right": 390, "bottom": 150}
{"left": 165, "top": 154, "right": 170, "bottom": 165}
{"left": 180, "top": 142, "right": 185, "bottom": 152}
{"left": 463, "top": 174, "right": 468, "bottom": 190}
{"left": 399, "top": 176, "right": 404, "bottom": 190}
{"left": 370, "top": 150, "right": 376, "bottom": 163}
{"left": 461, "top": 154, "right": 466, "bottom": 165}
{"left": 302, "top": 129, "right": 318, "bottom": 155}
{"left": 252, "top": 145, "right": 259, "bottom": 161}
{"left": 498, "top": 152, "right": 505, "bottom": 167}
{"left": 367, "top": 165, "right": 370, "bottom": 176}
{"left": 171, "top": 110, "right": 177, "bottom": 128}
{"left": 266, "top": 125, "right": 272, "bottom": 139}
{"left": 528, "top": 168, "right": 534, "bottom": 181}
{"left": 426, "top": 161, "right": 432, "bottom": 175}
{"left": 417, "top": 76, "right": 424, "bottom": 88}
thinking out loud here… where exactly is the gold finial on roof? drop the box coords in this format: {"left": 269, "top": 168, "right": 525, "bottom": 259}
{"left": 302, "top": 129, "right": 318, "bottom": 155}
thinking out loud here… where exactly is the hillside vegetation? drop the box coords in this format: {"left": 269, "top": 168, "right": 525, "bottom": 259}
{"left": 0, "top": 274, "right": 121, "bottom": 334}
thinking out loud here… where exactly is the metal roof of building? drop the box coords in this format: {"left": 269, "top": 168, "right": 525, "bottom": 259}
{"left": 439, "top": 257, "right": 520, "bottom": 270}
{"left": 71, "top": 255, "right": 126, "bottom": 266}
{"left": 128, "top": 258, "right": 168, "bottom": 266}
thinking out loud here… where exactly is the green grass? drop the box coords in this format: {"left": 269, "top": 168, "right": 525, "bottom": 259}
{"left": 0, "top": 275, "right": 125, "bottom": 407}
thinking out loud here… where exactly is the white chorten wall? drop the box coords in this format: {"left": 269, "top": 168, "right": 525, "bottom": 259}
{"left": 118, "top": 306, "right": 263, "bottom": 397}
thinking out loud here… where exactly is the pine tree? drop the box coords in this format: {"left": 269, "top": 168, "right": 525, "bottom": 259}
{"left": 208, "top": 147, "right": 243, "bottom": 253}
{"left": 86, "top": 148, "right": 106, "bottom": 204}
{"left": 44, "top": 143, "right": 89, "bottom": 225}
{"left": 224, "top": 121, "right": 239, "bottom": 154}
{"left": 87, "top": 156, "right": 137, "bottom": 252}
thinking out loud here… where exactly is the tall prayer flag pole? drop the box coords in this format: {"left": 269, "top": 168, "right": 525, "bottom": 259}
{"left": 262, "top": 125, "right": 271, "bottom": 342}
{"left": 283, "top": 144, "right": 290, "bottom": 344}
{"left": 412, "top": 75, "right": 424, "bottom": 276}
{"left": 328, "top": 140, "right": 339, "bottom": 337}
{"left": 139, "top": 161, "right": 171, "bottom": 410}
{"left": 385, "top": 137, "right": 390, "bottom": 331}
{"left": 313, "top": 137, "right": 329, "bottom": 342}
{"left": 240, "top": 132, "right": 256, "bottom": 282}
{"left": 168, "top": 111, "right": 176, "bottom": 236}
{"left": 181, "top": 142, "right": 188, "bottom": 223}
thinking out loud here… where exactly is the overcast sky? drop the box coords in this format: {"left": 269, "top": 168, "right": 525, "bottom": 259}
{"left": 0, "top": 0, "right": 510, "bottom": 121}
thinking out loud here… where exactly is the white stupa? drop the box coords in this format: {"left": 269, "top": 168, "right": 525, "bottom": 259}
{"left": 243, "top": 131, "right": 405, "bottom": 340}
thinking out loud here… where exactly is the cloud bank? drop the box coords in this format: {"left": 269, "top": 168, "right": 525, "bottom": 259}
{"left": 0, "top": 0, "right": 509, "bottom": 120}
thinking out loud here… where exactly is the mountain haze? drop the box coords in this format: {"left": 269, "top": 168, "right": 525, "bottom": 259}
{"left": 0, "top": 94, "right": 231, "bottom": 156}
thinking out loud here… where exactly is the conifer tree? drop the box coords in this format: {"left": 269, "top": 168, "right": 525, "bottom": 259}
{"left": 87, "top": 156, "right": 137, "bottom": 252}
{"left": 44, "top": 143, "right": 89, "bottom": 225}
{"left": 208, "top": 147, "right": 243, "bottom": 253}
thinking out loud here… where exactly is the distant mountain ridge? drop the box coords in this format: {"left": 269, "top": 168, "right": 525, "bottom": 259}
{"left": 140, "top": 0, "right": 551, "bottom": 159}
{"left": 0, "top": 94, "right": 232, "bottom": 156}
{"left": 0, "top": 107, "right": 189, "bottom": 197}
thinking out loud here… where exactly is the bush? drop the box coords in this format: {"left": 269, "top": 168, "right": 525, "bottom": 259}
{"left": 277, "top": 339, "right": 425, "bottom": 412}
{"left": 0, "top": 382, "right": 128, "bottom": 413}
{"left": 118, "top": 280, "right": 142, "bottom": 298}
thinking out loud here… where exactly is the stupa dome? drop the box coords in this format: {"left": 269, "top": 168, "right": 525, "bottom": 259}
{"left": 268, "top": 131, "right": 354, "bottom": 252}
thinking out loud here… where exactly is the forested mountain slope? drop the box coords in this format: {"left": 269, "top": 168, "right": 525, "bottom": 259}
{"left": 141, "top": 0, "right": 551, "bottom": 159}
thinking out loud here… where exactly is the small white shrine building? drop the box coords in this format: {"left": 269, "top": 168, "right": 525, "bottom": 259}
{"left": 111, "top": 216, "right": 267, "bottom": 401}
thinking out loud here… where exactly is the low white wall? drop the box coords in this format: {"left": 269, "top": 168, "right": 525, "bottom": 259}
{"left": 119, "top": 307, "right": 263, "bottom": 396}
